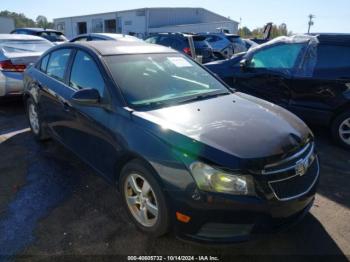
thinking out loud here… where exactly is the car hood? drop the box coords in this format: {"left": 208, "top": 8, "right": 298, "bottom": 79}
{"left": 131, "top": 93, "right": 311, "bottom": 169}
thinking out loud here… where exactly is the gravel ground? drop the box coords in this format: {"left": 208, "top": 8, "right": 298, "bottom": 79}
{"left": 0, "top": 98, "right": 349, "bottom": 262}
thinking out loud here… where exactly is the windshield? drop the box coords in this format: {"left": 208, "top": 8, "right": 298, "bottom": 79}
{"left": 105, "top": 53, "right": 230, "bottom": 109}
{"left": 0, "top": 40, "right": 53, "bottom": 53}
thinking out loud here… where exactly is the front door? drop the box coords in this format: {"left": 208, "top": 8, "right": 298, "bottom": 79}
{"left": 62, "top": 50, "right": 118, "bottom": 178}
{"left": 233, "top": 43, "right": 306, "bottom": 108}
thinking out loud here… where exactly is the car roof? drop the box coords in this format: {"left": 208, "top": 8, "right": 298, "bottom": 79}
{"left": 0, "top": 34, "right": 48, "bottom": 41}
{"left": 63, "top": 40, "right": 177, "bottom": 55}
{"left": 311, "top": 33, "right": 350, "bottom": 44}
{"left": 92, "top": 33, "right": 139, "bottom": 39}
{"left": 15, "top": 28, "right": 62, "bottom": 33}
{"left": 72, "top": 33, "right": 141, "bottom": 41}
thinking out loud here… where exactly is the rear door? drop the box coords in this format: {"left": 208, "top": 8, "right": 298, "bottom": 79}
{"left": 290, "top": 43, "right": 350, "bottom": 124}
{"left": 36, "top": 48, "right": 74, "bottom": 140}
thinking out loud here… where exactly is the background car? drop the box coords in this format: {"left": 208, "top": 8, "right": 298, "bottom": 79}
{"left": 0, "top": 34, "right": 53, "bottom": 97}
{"left": 11, "top": 28, "right": 68, "bottom": 44}
{"left": 144, "top": 33, "right": 216, "bottom": 63}
{"left": 242, "top": 38, "right": 259, "bottom": 50}
{"left": 70, "top": 33, "right": 143, "bottom": 42}
{"left": 201, "top": 33, "right": 248, "bottom": 58}
{"left": 205, "top": 34, "right": 350, "bottom": 149}
{"left": 23, "top": 40, "right": 318, "bottom": 244}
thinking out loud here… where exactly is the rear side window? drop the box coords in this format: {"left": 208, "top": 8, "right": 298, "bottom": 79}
{"left": 145, "top": 36, "right": 158, "bottom": 44}
{"left": 90, "top": 37, "right": 105, "bottom": 41}
{"left": 314, "top": 44, "right": 350, "bottom": 78}
{"left": 157, "top": 36, "right": 174, "bottom": 47}
{"left": 72, "top": 37, "right": 89, "bottom": 42}
{"left": 40, "top": 54, "right": 50, "bottom": 72}
{"left": 69, "top": 51, "right": 105, "bottom": 94}
{"left": 316, "top": 45, "right": 350, "bottom": 69}
{"left": 46, "top": 49, "right": 72, "bottom": 82}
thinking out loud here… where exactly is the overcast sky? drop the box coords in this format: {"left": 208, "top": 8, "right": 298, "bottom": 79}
{"left": 2, "top": 0, "right": 350, "bottom": 33}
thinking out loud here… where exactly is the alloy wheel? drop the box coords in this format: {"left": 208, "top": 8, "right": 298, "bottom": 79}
{"left": 28, "top": 103, "right": 40, "bottom": 135}
{"left": 339, "top": 117, "right": 350, "bottom": 145}
{"left": 124, "top": 173, "right": 159, "bottom": 227}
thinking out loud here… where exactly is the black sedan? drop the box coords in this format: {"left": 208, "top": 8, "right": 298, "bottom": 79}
{"left": 206, "top": 34, "right": 350, "bottom": 149}
{"left": 23, "top": 41, "right": 319, "bottom": 244}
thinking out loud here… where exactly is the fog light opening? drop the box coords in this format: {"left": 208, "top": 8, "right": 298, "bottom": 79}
{"left": 176, "top": 212, "right": 191, "bottom": 223}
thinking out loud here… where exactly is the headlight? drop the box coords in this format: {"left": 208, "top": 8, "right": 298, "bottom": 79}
{"left": 189, "top": 162, "right": 255, "bottom": 196}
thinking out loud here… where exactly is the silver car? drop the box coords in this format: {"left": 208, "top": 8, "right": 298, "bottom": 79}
{"left": 202, "top": 33, "right": 248, "bottom": 59}
{"left": 0, "top": 34, "right": 53, "bottom": 97}
{"left": 69, "top": 33, "right": 143, "bottom": 42}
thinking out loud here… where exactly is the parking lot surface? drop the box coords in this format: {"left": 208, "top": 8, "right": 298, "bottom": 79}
{"left": 0, "top": 98, "right": 349, "bottom": 261}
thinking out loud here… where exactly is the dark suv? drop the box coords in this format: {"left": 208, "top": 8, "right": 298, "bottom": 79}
{"left": 145, "top": 33, "right": 216, "bottom": 63}
{"left": 206, "top": 34, "right": 350, "bottom": 149}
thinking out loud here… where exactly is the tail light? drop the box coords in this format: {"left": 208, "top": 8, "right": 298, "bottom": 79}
{"left": 183, "top": 47, "right": 192, "bottom": 56}
{"left": 0, "top": 60, "right": 26, "bottom": 72}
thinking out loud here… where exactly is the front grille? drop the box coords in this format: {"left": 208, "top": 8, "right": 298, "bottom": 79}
{"left": 263, "top": 143, "right": 314, "bottom": 175}
{"left": 268, "top": 158, "right": 319, "bottom": 201}
{"left": 261, "top": 142, "right": 320, "bottom": 201}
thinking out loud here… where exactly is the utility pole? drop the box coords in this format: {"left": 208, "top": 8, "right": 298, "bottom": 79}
{"left": 308, "top": 14, "right": 315, "bottom": 34}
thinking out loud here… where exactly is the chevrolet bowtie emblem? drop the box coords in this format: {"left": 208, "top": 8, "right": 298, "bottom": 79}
{"left": 295, "top": 157, "right": 309, "bottom": 177}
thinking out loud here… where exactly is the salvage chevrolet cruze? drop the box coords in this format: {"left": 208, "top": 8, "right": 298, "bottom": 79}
{"left": 23, "top": 41, "right": 319, "bottom": 243}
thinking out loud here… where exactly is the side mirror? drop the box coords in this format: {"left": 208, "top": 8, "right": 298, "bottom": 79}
{"left": 71, "top": 88, "right": 101, "bottom": 105}
{"left": 240, "top": 59, "right": 250, "bottom": 72}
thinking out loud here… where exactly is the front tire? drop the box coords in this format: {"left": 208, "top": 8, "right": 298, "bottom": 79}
{"left": 26, "top": 98, "right": 49, "bottom": 141}
{"left": 120, "top": 159, "right": 169, "bottom": 237}
{"left": 331, "top": 110, "right": 350, "bottom": 150}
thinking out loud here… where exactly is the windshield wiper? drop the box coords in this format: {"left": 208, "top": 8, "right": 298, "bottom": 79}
{"left": 175, "top": 92, "right": 230, "bottom": 105}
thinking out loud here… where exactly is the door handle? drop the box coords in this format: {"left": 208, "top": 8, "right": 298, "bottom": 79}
{"left": 62, "top": 101, "right": 70, "bottom": 111}
{"left": 34, "top": 80, "right": 43, "bottom": 88}
{"left": 58, "top": 98, "right": 70, "bottom": 111}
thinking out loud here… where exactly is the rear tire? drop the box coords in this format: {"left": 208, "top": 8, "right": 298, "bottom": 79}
{"left": 26, "top": 98, "right": 50, "bottom": 141}
{"left": 331, "top": 110, "right": 350, "bottom": 150}
{"left": 120, "top": 159, "right": 169, "bottom": 237}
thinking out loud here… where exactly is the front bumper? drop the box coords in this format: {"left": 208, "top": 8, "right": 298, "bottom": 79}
{"left": 0, "top": 71, "right": 24, "bottom": 97}
{"left": 169, "top": 157, "right": 319, "bottom": 244}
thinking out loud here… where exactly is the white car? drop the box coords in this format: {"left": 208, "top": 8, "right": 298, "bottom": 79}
{"left": 0, "top": 34, "right": 54, "bottom": 97}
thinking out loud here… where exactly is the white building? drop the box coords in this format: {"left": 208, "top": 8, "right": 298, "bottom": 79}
{"left": 0, "top": 17, "right": 15, "bottom": 33}
{"left": 53, "top": 7, "right": 239, "bottom": 39}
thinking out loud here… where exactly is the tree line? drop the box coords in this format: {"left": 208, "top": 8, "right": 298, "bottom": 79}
{"left": 238, "top": 23, "right": 292, "bottom": 39}
{"left": 0, "top": 10, "right": 53, "bottom": 29}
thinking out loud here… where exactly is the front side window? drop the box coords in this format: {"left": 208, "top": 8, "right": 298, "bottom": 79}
{"left": 69, "top": 51, "right": 105, "bottom": 95}
{"left": 249, "top": 43, "right": 304, "bottom": 70}
{"left": 46, "top": 49, "right": 72, "bottom": 81}
{"left": 105, "top": 53, "right": 230, "bottom": 109}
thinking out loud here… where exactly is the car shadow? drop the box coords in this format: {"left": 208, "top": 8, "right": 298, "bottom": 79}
{"left": 310, "top": 125, "right": 350, "bottom": 209}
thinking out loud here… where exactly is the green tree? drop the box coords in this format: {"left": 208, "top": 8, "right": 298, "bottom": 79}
{"left": 36, "top": 15, "right": 53, "bottom": 29}
{"left": 0, "top": 10, "right": 54, "bottom": 29}
{"left": 243, "top": 23, "right": 292, "bottom": 39}
{"left": 0, "top": 10, "right": 36, "bottom": 28}
{"left": 238, "top": 26, "right": 252, "bottom": 38}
